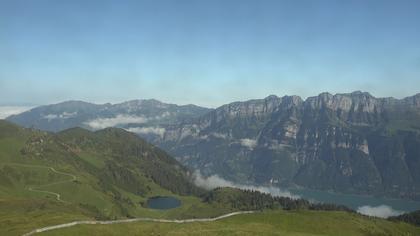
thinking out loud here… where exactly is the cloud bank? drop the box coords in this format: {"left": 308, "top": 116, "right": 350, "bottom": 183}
{"left": 43, "top": 112, "right": 78, "bottom": 121}
{"left": 193, "top": 171, "right": 299, "bottom": 199}
{"left": 84, "top": 114, "right": 148, "bottom": 129}
{"left": 357, "top": 205, "right": 403, "bottom": 218}
{"left": 126, "top": 126, "right": 166, "bottom": 137}
{"left": 211, "top": 132, "right": 228, "bottom": 139}
{"left": 0, "top": 106, "right": 33, "bottom": 119}
{"left": 240, "top": 138, "right": 257, "bottom": 150}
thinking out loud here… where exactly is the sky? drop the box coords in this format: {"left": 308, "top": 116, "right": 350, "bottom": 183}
{"left": 1, "top": 0, "right": 420, "bottom": 108}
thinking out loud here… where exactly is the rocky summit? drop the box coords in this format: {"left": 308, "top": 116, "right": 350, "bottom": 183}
{"left": 156, "top": 92, "right": 420, "bottom": 200}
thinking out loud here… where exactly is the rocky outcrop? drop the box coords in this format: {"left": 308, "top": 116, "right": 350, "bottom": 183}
{"left": 158, "top": 92, "right": 420, "bottom": 200}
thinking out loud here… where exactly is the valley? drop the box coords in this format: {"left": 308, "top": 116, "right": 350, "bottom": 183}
{"left": 8, "top": 92, "right": 420, "bottom": 201}
{"left": 289, "top": 186, "right": 420, "bottom": 216}
{"left": 3, "top": 1, "right": 420, "bottom": 234}
{"left": 0, "top": 120, "right": 229, "bottom": 235}
{"left": 1, "top": 120, "right": 419, "bottom": 235}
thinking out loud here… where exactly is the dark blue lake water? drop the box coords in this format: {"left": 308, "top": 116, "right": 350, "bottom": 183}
{"left": 289, "top": 187, "right": 420, "bottom": 213}
{"left": 147, "top": 196, "right": 181, "bottom": 210}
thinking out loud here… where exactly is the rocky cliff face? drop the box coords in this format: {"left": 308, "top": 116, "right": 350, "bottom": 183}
{"left": 157, "top": 92, "right": 420, "bottom": 200}
{"left": 6, "top": 92, "right": 420, "bottom": 199}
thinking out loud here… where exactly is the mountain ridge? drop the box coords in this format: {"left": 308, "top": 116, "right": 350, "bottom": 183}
{"left": 5, "top": 91, "right": 420, "bottom": 200}
{"left": 156, "top": 91, "right": 420, "bottom": 200}
{"left": 6, "top": 99, "right": 212, "bottom": 133}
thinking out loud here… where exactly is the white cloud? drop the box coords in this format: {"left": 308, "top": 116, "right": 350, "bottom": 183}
{"left": 193, "top": 172, "right": 233, "bottom": 189}
{"left": 44, "top": 114, "right": 59, "bottom": 120}
{"left": 211, "top": 132, "right": 228, "bottom": 139}
{"left": 62, "top": 111, "right": 77, "bottom": 118}
{"left": 357, "top": 205, "right": 403, "bottom": 218}
{"left": 126, "top": 126, "right": 166, "bottom": 137}
{"left": 43, "top": 112, "right": 77, "bottom": 121}
{"left": 240, "top": 138, "right": 257, "bottom": 150}
{"left": 153, "top": 111, "right": 171, "bottom": 120}
{"left": 84, "top": 114, "right": 148, "bottom": 129}
{"left": 193, "top": 171, "right": 299, "bottom": 199}
{"left": 0, "top": 106, "right": 33, "bottom": 119}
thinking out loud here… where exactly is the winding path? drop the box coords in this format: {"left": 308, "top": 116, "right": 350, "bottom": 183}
{"left": 22, "top": 211, "right": 255, "bottom": 236}
{"left": 6, "top": 163, "right": 77, "bottom": 203}
{"left": 6, "top": 164, "right": 256, "bottom": 235}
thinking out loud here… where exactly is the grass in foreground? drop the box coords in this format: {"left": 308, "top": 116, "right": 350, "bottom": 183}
{"left": 39, "top": 210, "right": 420, "bottom": 236}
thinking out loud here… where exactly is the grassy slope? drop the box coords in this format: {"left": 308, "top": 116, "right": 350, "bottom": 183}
{"left": 41, "top": 210, "right": 420, "bottom": 236}
{"left": 0, "top": 121, "right": 228, "bottom": 236}
{"left": 0, "top": 199, "right": 91, "bottom": 235}
{"left": 1, "top": 121, "right": 419, "bottom": 235}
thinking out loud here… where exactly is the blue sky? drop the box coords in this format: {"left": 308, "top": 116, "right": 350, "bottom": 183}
{"left": 1, "top": 0, "right": 420, "bottom": 107}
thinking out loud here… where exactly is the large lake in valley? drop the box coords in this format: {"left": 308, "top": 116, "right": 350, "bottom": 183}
{"left": 289, "top": 187, "right": 420, "bottom": 213}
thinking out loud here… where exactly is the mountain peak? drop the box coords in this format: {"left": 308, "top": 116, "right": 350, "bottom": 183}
{"left": 121, "top": 99, "right": 164, "bottom": 106}
{"left": 264, "top": 94, "right": 279, "bottom": 100}
{"left": 54, "top": 100, "right": 96, "bottom": 106}
{"left": 314, "top": 91, "right": 374, "bottom": 99}
{"left": 318, "top": 92, "right": 333, "bottom": 97}
{"left": 348, "top": 91, "right": 373, "bottom": 97}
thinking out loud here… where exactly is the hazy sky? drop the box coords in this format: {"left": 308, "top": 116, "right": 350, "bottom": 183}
{"left": 1, "top": 0, "right": 420, "bottom": 107}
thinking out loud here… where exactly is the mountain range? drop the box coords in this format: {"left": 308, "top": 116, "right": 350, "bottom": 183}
{"left": 6, "top": 99, "right": 210, "bottom": 133}
{"left": 6, "top": 91, "right": 420, "bottom": 200}
{"left": 1, "top": 116, "right": 420, "bottom": 235}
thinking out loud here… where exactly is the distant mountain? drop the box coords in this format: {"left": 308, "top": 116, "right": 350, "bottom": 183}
{"left": 6, "top": 93, "right": 420, "bottom": 200}
{"left": 1, "top": 121, "right": 418, "bottom": 236}
{"left": 157, "top": 92, "right": 420, "bottom": 200}
{"left": 6, "top": 100, "right": 211, "bottom": 138}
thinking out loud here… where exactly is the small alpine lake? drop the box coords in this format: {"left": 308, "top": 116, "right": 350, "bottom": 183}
{"left": 146, "top": 196, "right": 182, "bottom": 210}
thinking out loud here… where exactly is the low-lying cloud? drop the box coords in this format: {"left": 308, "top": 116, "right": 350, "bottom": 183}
{"left": 193, "top": 171, "right": 299, "bottom": 199}
{"left": 126, "top": 126, "right": 166, "bottom": 138}
{"left": 357, "top": 205, "right": 403, "bottom": 218}
{"left": 85, "top": 114, "right": 148, "bottom": 129}
{"left": 211, "top": 132, "right": 228, "bottom": 139}
{"left": 240, "top": 138, "right": 257, "bottom": 150}
{"left": 43, "top": 112, "right": 77, "bottom": 121}
{"left": 0, "top": 106, "right": 33, "bottom": 119}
